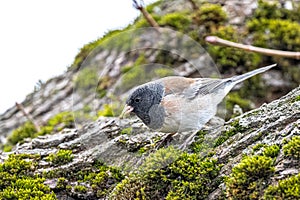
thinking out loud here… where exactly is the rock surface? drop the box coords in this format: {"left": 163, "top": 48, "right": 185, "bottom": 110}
{"left": 0, "top": 85, "right": 298, "bottom": 199}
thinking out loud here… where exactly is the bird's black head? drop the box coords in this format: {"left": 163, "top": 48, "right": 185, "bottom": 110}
{"left": 126, "top": 83, "right": 164, "bottom": 125}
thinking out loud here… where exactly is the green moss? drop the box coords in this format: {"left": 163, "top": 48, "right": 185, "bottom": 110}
{"left": 66, "top": 185, "right": 72, "bottom": 192}
{"left": 214, "top": 120, "right": 246, "bottom": 147}
{"left": 139, "top": 146, "right": 181, "bottom": 172}
{"left": 264, "top": 173, "right": 300, "bottom": 199}
{"left": 7, "top": 121, "right": 37, "bottom": 145}
{"left": 252, "top": 143, "right": 267, "bottom": 152}
{"left": 190, "top": 130, "right": 209, "bottom": 153}
{"left": 134, "top": 15, "right": 161, "bottom": 29}
{"left": 120, "top": 127, "right": 132, "bottom": 135}
{"left": 262, "top": 144, "right": 280, "bottom": 158}
{"left": 71, "top": 29, "right": 123, "bottom": 69}
{"left": 0, "top": 154, "right": 56, "bottom": 199}
{"left": 119, "top": 54, "right": 147, "bottom": 92}
{"left": 46, "top": 149, "right": 74, "bottom": 165}
{"left": 193, "top": 3, "right": 227, "bottom": 30}
{"left": 283, "top": 136, "right": 300, "bottom": 159}
{"left": 253, "top": 0, "right": 300, "bottom": 22}
{"left": 208, "top": 26, "right": 262, "bottom": 71}
{"left": 74, "top": 67, "right": 98, "bottom": 94}
{"left": 97, "top": 104, "right": 114, "bottom": 117}
{"left": 145, "top": 0, "right": 162, "bottom": 14}
{"left": 166, "top": 155, "right": 222, "bottom": 199}
{"left": 225, "top": 155, "right": 275, "bottom": 199}
{"left": 56, "top": 177, "right": 67, "bottom": 190}
{"left": 112, "top": 148, "right": 222, "bottom": 199}
{"left": 1, "top": 178, "right": 57, "bottom": 200}
{"left": 3, "top": 111, "right": 75, "bottom": 152}
{"left": 247, "top": 19, "right": 300, "bottom": 52}
{"left": 154, "top": 68, "right": 175, "bottom": 77}
{"left": 39, "top": 111, "right": 74, "bottom": 135}
{"left": 159, "top": 12, "right": 191, "bottom": 31}
{"left": 291, "top": 95, "right": 300, "bottom": 103}
{"left": 74, "top": 185, "right": 88, "bottom": 193}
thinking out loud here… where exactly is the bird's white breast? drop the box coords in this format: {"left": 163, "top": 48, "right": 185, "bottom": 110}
{"left": 159, "top": 94, "right": 218, "bottom": 133}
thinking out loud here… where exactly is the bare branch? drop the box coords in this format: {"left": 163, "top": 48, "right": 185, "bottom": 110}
{"left": 206, "top": 36, "right": 300, "bottom": 60}
{"left": 16, "top": 102, "right": 41, "bottom": 132}
{"left": 132, "top": 0, "right": 144, "bottom": 11}
{"left": 132, "top": 0, "right": 160, "bottom": 28}
{"left": 187, "top": 0, "right": 199, "bottom": 10}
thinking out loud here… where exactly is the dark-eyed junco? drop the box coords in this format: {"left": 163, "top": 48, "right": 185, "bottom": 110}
{"left": 121, "top": 64, "right": 276, "bottom": 134}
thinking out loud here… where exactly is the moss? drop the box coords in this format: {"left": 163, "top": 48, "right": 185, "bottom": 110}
{"left": 7, "top": 121, "right": 37, "bottom": 145}
{"left": 134, "top": 15, "right": 161, "bottom": 29}
{"left": 74, "top": 67, "right": 98, "bottom": 94}
{"left": 247, "top": 19, "right": 300, "bottom": 52}
{"left": 39, "top": 111, "right": 74, "bottom": 135}
{"left": 97, "top": 104, "right": 114, "bottom": 117}
{"left": 112, "top": 147, "right": 222, "bottom": 199}
{"left": 3, "top": 111, "right": 75, "bottom": 152}
{"left": 154, "top": 68, "right": 174, "bottom": 77}
{"left": 166, "top": 155, "right": 222, "bottom": 199}
{"left": 0, "top": 154, "right": 56, "bottom": 199}
{"left": 291, "top": 95, "right": 300, "bottom": 103}
{"left": 193, "top": 3, "right": 227, "bottom": 31}
{"left": 120, "top": 127, "right": 132, "bottom": 135}
{"left": 225, "top": 155, "right": 275, "bottom": 199}
{"left": 66, "top": 185, "right": 72, "bottom": 192}
{"left": 252, "top": 143, "right": 267, "bottom": 152}
{"left": 46, "top": 149, "right": 74, "bottom": 165}
{"left": 214, "top": 120, "right": 246, "bottom": 147}
{"left": 56, "top": 177, "right": 67, "bottom": 190}
{"left": 1, "top": 178, "right": 57, "bottom": 200}
{"left": 262, "top": 144, "right": 280, "bottom": 158}
{"left": 263, "top": 173, "right": 300, "bottom": 199}
{"left": 208, "top": 26, "right": 262, "bottom": 71}
{"left": 253, "top": 0, "right": 300, "bottom": 22}
{"left": 119, "top": 54, "right": 147, "bottom": 92}
{"left": 71, "top": 29, "right": 123, "bottom": 69}
{"left": 190, "top": 130, "right": 209, "bottom": 153}
{"left": 74, "top": 185, "right": 88, "bottom": 193}
{"left": 283, "top": 136, "right": 300, "bottom": 159}
{"left": 145, "top": 0, "right": 162, "bottom": 14}
{"left": 159, "top": 12, "right": 191, "bottom": 31}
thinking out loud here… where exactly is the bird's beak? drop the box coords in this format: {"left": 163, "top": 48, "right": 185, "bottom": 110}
{"left": 119, "top": 104, "right": 134, "bottom": 119}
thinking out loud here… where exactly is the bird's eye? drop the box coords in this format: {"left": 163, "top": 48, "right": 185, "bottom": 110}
{"left": 135, "top": 98, "right": 141, "bottom": 103}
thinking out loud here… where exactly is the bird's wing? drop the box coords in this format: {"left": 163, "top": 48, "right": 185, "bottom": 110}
{"left": 182, "top": 78, "right": 228, "bottom": 100}
{"left": 159, "top": 76, "right": 197, "bottom": 96}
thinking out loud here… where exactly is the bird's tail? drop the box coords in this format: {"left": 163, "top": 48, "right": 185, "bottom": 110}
{"left": 231, "top": 64, "right": 277, "bottom": 84}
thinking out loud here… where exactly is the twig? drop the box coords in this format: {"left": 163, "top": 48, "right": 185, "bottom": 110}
{"left": 205, "top": 36, "right": 300, "bottom": 60}
{"left": 132, "top": 0, "right": 160, "bottom": 28}
{"left": 15, "top": 102, "right": 41, "bottom": 132}
{"left": 187, "top": 0, "right": 199, "bottom": 11}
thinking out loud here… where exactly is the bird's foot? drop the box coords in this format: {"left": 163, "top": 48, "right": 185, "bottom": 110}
{"left": 178, "top": 131, "right": 198, "bottom": 151}
{"left": 155, "top": 132, "right": 177, "bottom": 149}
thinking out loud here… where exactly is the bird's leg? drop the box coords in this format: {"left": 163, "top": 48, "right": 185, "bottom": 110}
{"left": 179, "top": 130, "right": 198, "bottom": 150}
{"left": 155, "top": 132, "right": 177, "bottom": 149}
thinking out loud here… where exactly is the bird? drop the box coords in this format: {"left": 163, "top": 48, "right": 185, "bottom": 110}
{"left": 120, "top": 64, "right": 276, "bottom": 147}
